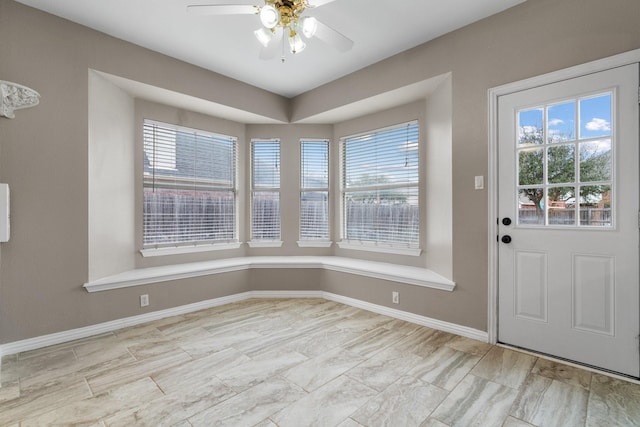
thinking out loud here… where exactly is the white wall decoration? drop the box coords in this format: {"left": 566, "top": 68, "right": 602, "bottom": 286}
{"left": 0, "top": 80, "right": 40, "bottom": 118}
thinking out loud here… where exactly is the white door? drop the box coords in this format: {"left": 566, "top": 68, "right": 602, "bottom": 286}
{"left": 498, "top": 64, "right": 640, "bottom": 378}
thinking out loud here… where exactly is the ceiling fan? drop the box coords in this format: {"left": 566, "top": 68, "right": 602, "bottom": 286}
{"left": 187, "top": 0, "right": 354, "bottom": 61}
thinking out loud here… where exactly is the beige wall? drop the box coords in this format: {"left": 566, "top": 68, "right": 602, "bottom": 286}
{"left": 1, "top": 0, "right": 639, "bottom": 344}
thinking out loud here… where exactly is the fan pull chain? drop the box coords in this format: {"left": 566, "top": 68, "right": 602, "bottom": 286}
{"left": 281, "top": 31, "right": 286, "bottom": 63}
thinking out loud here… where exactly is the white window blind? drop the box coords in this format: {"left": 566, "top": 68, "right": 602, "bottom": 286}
{"left": 251, "top": 139, "right": 281, "bottom": 240}
{"left": 341, "top": 121, "right": 420, "bottom": 247}
{"left": 143, "top": 120, "right": 237, "bottom": 247}
{"left": 300, "top": 139, "right": 329, "bottom": 240}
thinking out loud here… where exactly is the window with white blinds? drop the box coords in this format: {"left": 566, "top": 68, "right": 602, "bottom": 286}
{"left": 143, "top": 120, "right": 237, "bottom": 247}
{"left": 251, "top": 139, "right": 281, "bottom": 241}
{"left": 300, "top": 139, "right": 329, "bottom": 241}
{"left": 341, "top": 121, "right": 420, "bottom": 247}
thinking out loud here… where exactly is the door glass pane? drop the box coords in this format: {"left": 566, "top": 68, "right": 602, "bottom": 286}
{"left": 580, "top": 94, "right": 612, "bottom": 139}
{"left": 548, "top": 186, "right": 575, "bottom": 225}
{"left": 519, "top": 188, "right": 544, "bottom": 225}
{"left": 548, "top": 101, "right": 576, "bottom": 143}
{"left": 580, "top": 140, "right": 611, "bottom": 182}
{"left": 515, "top": 90, "right": 613, "bottom": 228}
{"left": 580, "top": 185, "right": 611, "bottom": 227}
{"left": 518, "top": 108, "right": 544, "bottom": 146}
{"left": 519, "top": 148, "right": 543, "bottom": 185}
{"left": 547, "top": 144, "right": 575, "bottom": 184}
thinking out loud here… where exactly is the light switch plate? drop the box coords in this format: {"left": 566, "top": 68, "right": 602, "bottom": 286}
{"left": 474, "top": 175, "right": 484, "bottom": 190}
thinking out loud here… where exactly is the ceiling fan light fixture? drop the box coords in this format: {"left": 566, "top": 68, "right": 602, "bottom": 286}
{"left": 260, "top": 4, "right": 280, "bottom": 28}
{"left": 288, "top": 33, "right": 306, "bottom": 54}
{"left": 254, "top": 27, "right": 273, "bottom": 47}
{"left": 300, "top": 16, "right": 317, "bottom": 38}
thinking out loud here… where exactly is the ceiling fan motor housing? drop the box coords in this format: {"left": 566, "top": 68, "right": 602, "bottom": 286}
{"left": 265, "top": 0, "right": 307, "bottom": 28}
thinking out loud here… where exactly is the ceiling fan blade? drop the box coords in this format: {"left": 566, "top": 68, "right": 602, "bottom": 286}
{"left": 305, "top": 0, "right": 338, "bottom": 7}
{"left": 259, "top": 27, "right": 283, "bottom": 60}
{"left": 313, "top": 19, "right": 354, "bottom": 52}
{"left": 187, "top": 4, "right": 258, "bottom": 15}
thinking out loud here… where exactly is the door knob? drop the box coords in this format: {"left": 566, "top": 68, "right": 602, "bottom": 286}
{"left": 502, "top": 217, "right": 512, "bottom": 226}
{"left": 501, "top": 235, "right": 512, "bottom": 244}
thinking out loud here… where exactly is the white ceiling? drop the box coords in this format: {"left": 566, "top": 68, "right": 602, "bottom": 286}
{"left": 15, "top": 0, "right": 526, "bottom": 98}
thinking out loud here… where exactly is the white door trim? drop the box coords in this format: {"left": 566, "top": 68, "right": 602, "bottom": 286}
{"left": 487, "top": 48, "right": 640, "bottom": 345}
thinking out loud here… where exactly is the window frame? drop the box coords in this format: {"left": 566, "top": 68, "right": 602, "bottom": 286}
{"left": 338, "top": 120, "right": 422, "bottom": 256}
{"left": 141, "top": 119, "right": 239, "bottom": 255}
{"left": 298, "top": 139, "right": 331, "bottom": 247}
{"left": 249, "top": 138, "right": 282, "bottom": 247}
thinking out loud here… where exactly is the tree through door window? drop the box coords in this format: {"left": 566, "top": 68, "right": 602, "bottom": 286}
{"left": 517, "top": 93, "right": 613, "bottom": 227}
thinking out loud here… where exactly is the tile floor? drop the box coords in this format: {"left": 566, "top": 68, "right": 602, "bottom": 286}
{"left": 1, "top": 298, "right": 639, "bottom": 426}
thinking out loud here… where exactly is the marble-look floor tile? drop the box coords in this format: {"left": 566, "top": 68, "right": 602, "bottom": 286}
{"left": 284, "top": 346, "right": 366, "bottom": 392}
{"left": 431, "top": 374, "right": 517, "bottom": 427}
{"left": 338, "top": 418, "right": 365, "bottom": 426}
{"left": 445, "top": 336, "right": 493, "bottom": 357}
{"left": 71, "top": 334, "right": 129, "bottom": 360}
{"left": 254, "top": 419, "right": 279, "bottom": 427}
{"left": 471, "top": 346, "right": 536, "bottom": 389}
{"left": 0, "top": 380, "right": 20, "bottom": 403}
{"left": 279, "top": 326, "right": 361, "bottom": 358}
{"left": 2, "top": 298, "right": 639, "bottom": 427}
{"left": 342, "top": 326, "right": 405, "bottom": 358}
{"left": 231, "top": 327, "right": 303, "bottom": 357}
{"left": 152, "top": 347, "right": 250, "bottom": 394}
{"left": 104, "top": 376, "right": 235, "bottom": 427}
{"left": 126, "top": 336, "right": 181, "bottom": 360}
{"left": 532, "top": 357, "right": 592, "bottom": 390}
{"left": 12, "top": 348, "right": 78, "bottom": 382}
{"left": 86, "top": 349, "right": 192, "bottom": 395}
{"left": 383, "top": 318, "right": 423, "bottom": 335}
{"left": 178, "top": 326, "right": 261, "bottom": 359}
{"left": 345, "top": 347, "right": 423, "bottom": 392}
{"left": 20, "top": 349, "right": 135, "bottom": 395}
{"left": 294, "top": 312, "right": 347, "bottom": 334}
{"left": 210, "top": 313, "right": 289, "bottom": 337}
{"left": 20, "top": 377, "right": 164, "bottom": 427}
{"left": 586, "top": 373, "right": 640, "bottom": 427}
{"left": 0, "top": 355, "right": 19, "bottom": 384}
{"left": 332, "top": 310, "right": 393, "bottom": 333}
{"left": 217, "top": 348, "right": 308, "bottom": 392}
{"left": 502, "top": 416, "right": 536, "bottom": 427}
{"left": 394, "top": 330, "right": 438, "bottom": 357}
{"left": 510, "top": 373, "right": 589, "bottom": 427}
{"left": 17, "top": 333, "right": 115, "bottom": 361}
{"left": 0, "top": 378, "right": 92, "bottom": 425}
{"left": 271, "top": 375, "right": 377, "bottom": 427}
{"left": 351, "top": 375, "right": 448, "bottom": 427}
{"left": 153, "top": 314, "right": 215, "bottom": 337}
{"left": 408, "top": 346, "right": 481, "bottom": 391}
{"left": 416, "top": 328, "right": 457, "bottom": 347}
{"left": 188, "top": 377, "right": 306, "bottom": 426}
{"left": 419, "top": 419, "right": 450, "bottom": 427}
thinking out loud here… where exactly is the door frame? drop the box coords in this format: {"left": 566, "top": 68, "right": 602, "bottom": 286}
{"left": 488, "top": 48, "right": 640, "bottom": 345}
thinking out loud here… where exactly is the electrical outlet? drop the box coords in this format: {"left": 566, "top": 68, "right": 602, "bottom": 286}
{"left": 392, "top": 291, "right": 399, "bottom": 304}
{"left": 140, "top": 294, "right": 149, "bottom": 307}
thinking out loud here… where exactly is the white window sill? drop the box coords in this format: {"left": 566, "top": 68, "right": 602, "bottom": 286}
{"left": 247, "top": 240, "right": 284, "bottom": 248}
{"left": 140, "top": 242, "right": 242, "bottom": 257}
{"left": 336, "top": 241, "right": 422, "bottom": 256}
{"left": 83, "top": 256, "right": 455, "bottom": 293}
{"left": 297, "top": 240, "right": 333, "bottom": 248}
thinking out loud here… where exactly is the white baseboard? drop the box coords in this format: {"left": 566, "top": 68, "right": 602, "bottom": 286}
{"left": 0, "top": 292, "right": 250, "bottom": 358}
{"left": 0, "top": 291, "right": 487, "bottom": 358}
{"left": 322, "top": 293, "right": 488, "bottom": 342}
